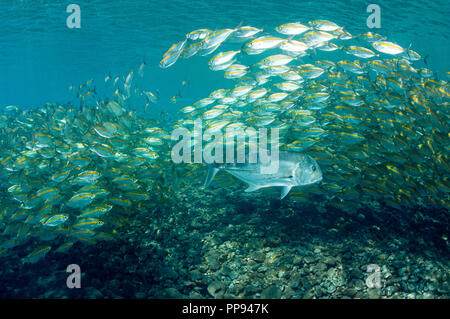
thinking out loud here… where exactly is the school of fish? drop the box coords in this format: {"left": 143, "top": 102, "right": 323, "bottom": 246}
{"left": 160, "top": 20, "right": 449, "bottom": 212}
{"left": 0, "top": 19, "right": 449, "bottom": 264}
{"left": 0, "top": 90, "right": 174, "bottom": 263}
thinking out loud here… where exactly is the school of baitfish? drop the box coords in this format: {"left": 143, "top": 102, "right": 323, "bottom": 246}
{"left": 0, "top": 94, "right": 175, "bottom": 263}
{"left": 160, "top": 20, "right": 449, "bottom": 211}
{"left": 0, "top": 19, "right": 449, "bottom": 264}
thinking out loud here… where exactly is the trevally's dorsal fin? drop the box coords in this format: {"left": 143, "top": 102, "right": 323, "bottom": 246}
{"left": 204, "top": 166, "right": 220, "bottom": 188}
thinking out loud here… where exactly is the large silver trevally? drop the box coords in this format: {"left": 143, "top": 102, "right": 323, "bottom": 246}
{"left": 204, "top": 151, "right": 322, "bottom": 199}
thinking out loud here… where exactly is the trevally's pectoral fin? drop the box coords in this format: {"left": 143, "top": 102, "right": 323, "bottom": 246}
{"left": 204, "top": 166, "right": 219, "bottom": 188}
{"left": 245, "top": 184, "right": 262, "bottom": 193}
{"left": 280, "top": 186, "right": 292, "bottom": 199}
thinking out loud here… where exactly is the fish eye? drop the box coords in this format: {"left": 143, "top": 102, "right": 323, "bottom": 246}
{"left": 311, "top": 165, "right": 316, "bottom": 172}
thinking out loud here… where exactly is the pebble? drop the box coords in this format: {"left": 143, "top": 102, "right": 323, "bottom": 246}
{"left": 189, "top": 291, "right": 204, "bottom": 298}
{"left": 205, "top": 253, "right": 221, "bottom": 271}
{"left": 367, "top": 289, "right": 381, "bottom": 299}
{"left": 251, "top": 251, "right": 266, "bottom": 263}
{"left": 324, "top": 256, "right": 337, "bottom": 266}
{"left": 163, "top": 288, "right": 185, "bottom": 299}
{"left": 343, "top": 287, "right": 357, "bottom": 297}
{"left": 289, "top": 274, "right": 302, "bottom": 289}
{"left": 85, "top": 287, "right": 104, "bottom": 299}
{"left": 261, "top": 285, "right": 282, "bottom": 299}
{"left": 351, "top": 279, "right": 366, "bottom": 291}
{"left": 190, "top": 269, "right": 204, "bottom": 282}
{"left": 135, "top": 292, "right": 146, "bottom": 299}
{"left": 207, "top": 281, "right": 225, "bottom": 298}
{"left": 314, "top": 262, "right": 327, "bottom": 273}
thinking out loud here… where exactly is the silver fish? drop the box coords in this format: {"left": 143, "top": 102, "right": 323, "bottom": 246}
{"left": 204, "top": 151, "right": 322, "bottom": 199}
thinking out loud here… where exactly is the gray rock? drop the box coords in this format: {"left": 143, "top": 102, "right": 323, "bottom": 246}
{"left": 135, "top": 292, "right": 146, "bottom": 299}
{"left": 163, "top": 288, "right": 186, "bottom": 299}
{"left": 343, "top": 287, "right": 357, "bottom": 297}
{"left": 244, "top": 285, "right": 259, "bottom": 297}
{"left": 261, "top": 285, "right": 282, "bottom": 299}
{"left": 190, "top": 269, "right": 204, "bottom": 282}
{"left": 85, "top": 287, "right": 103, "bottom": 299}
{"left": 190, "top": 218, "right": 203, "bottom": 228}
{"left": 208, "top": 281, "right": 225, "bottom": 299}
{"left": 299, "top": 277, "right": 313, "bottom": 291}
{"left": 251, "top": 251, "right": 266, "bottom": 263}
{"left": 355, "top": 291, "right": 368, "bottom": 299}
{"left": 349, "top": 268, "right": 363, "bottom": 279}
{"left": 293, "top": 256, "right": 303, "bottom": 265}
{"left": 324, "top": 256, "right": 337, "bottom": 266}
{"left": 304, "top": 256, "right": 315, "bottom": 264}
{"left": 303, "top": 289, "right": 315, "bottom": 299}
{"left": 205, "top": 252, "right": 221, "bottom": 271}
{"left": 367, "top": 289, "right": 381, "bottom": 299}
{"left": 227, "top": 284, "right": 244, "bottom": 296}
{"left": 166, "top": 268, "right": 179, "bottom": 280}
{"left": 189, "top": 291, "right": 204, "bottom": 298}
{"left": 385, "top": 286, "right": 396, "bottom": 296}
{"left": 314, "top": 262, "right": 327, "bottom": 273}
{"left": 284, "top": 286, "right": 295, "bottom": 299}
{"left": 351, "top": 279, "right": 366, "bottom": 290}
{"left": 290, "top": 279, "right": 300, "bottom": 289}
{"left": 437, "top": 283, "right": 449, "bottom": 294}
{"left": 222, "top": 265, "right": 233, "bottom": 277}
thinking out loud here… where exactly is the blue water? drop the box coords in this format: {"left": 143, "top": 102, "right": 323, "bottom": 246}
{"left": 0, "top": 0, "right": 449, "bottom": 111}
